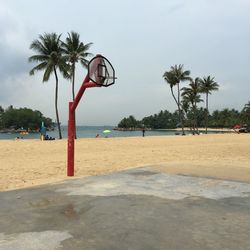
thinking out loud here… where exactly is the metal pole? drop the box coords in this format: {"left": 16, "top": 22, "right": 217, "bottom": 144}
{"left": 67, "top": 83, "right": 98, "bottom": 176}
{"left": 67, "top": 102, "right": 75, "bottom": 176}
{"left": 67, "top": 54, "right": 102, "bottom": 177}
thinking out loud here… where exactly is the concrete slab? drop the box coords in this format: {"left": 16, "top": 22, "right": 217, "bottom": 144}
{"left": 0, "top": 167, "right": 250, "bottom": 250}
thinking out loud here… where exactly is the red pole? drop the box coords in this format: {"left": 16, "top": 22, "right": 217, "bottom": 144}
{"left": 71, "top": 82, "right": 98, "bottom": 112}
{"left": 67, "top": 54, "right": 103, "bottom": 177}
{"left": 67, "top": 84, "right": 98, "bottom": 176}
{"left": 67, "top": 102, "right": 75, "bottom": 176}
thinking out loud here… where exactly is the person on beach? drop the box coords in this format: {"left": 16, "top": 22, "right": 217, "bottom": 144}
{"left": 142, "top": 128, "right": 145, "bottom": 137}
{"left": 40, "top": 122, "right": 46, "bottom": 140}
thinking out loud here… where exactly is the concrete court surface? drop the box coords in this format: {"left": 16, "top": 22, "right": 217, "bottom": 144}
{"left": 0, "top": 166, "right": 250, "bottom": 250}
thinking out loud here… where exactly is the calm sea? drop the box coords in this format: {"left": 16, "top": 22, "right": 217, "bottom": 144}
{"left": 0, "top": 126, "right": 222, "bottom": 140}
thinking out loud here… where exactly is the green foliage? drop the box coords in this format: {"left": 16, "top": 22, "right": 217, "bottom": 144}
{"left": 118, "top": 115, "right": 139, "bottom": 129}
{"left": 142, "top": 110, "right": 179, "bottom": 129}
{"left": 117, "top": 101, "right": 250, "bottom": 129}
{"left": 118, "top": 111, "right": 179, "bottom": 129}
{"left": 199, "top": 76, "right": 219, "bottom": 95}
{"left": 241, "top": 101, "right": 250, "bottom": 124}
{"left": 62, "top": 31, "right": 93, "bottom": 100}
{"left": 0, "top": 106, "right": 53, "bottom": 130}
{"left": 209, "top": 109, "right": 238, "bottom": 128}
{"left": 29, "top": 33, "right": 70, "bottom": 81}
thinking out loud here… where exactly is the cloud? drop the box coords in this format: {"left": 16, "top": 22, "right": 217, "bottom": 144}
{"left": 0, "top": 0, "right": 250, "bottom": 125}
{"left": 0, "top": 3, "right": 31, "bottom": 104}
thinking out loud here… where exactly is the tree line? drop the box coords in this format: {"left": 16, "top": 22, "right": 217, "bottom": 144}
{"left": 117, "top": 101, "right": 250, "bottom": 130}
{"left": 118, "top": 64, "right": 250, "bottom": 132}
{"left": 0, "top": 105, "right": 53, "bottom": 131}
{"left": 29, "top": 31, "right": 92, "bottom": 139}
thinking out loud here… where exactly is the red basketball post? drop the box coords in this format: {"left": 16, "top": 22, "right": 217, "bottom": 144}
{"left": 67, "top": 54, "right": 116, "bottom": 176}
{"left": 67, "top": 80, "right": 99, "bottom": 176}
{"left": 67, "top": 101, "right": 75, "bottom": 176}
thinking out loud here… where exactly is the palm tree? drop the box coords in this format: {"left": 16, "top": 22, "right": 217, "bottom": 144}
{"left": 182, "top": 77, "right": 203, "bottom": 133}
{"left": 199, "top": 76, "right": 219, "bottom": 134}
{"left": 163, "top": 64, "right": 191, "bottom": 135}
{"left": 29, "top": 33, "right": 69, "bottom": 139}
{"left": 62, "top": 31, "right": 93, "bottom": 100}
{"left": 62, "top": 31, "right": 93, "bottom": 138}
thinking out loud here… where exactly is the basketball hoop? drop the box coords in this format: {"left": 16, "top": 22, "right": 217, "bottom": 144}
{"left": 67, "top": 54, "right": 116, "bottom": 176}
{"left": 88, "top": 55, "right": 116, "bottom": 87}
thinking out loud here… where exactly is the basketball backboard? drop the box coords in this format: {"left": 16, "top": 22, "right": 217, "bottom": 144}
{"left": 88, "top": 55, "right": 116, "bottom": 87}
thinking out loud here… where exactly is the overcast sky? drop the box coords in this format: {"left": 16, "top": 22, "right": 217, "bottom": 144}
{"left": 0, "top": 0, "right": 249, "bottom": 125}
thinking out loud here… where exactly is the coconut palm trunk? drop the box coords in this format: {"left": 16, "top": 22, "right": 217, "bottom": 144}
{"left": 177, "top": 82, "right": 185, "bottom": 135}
{"left": 193, "top": 99, "right": 199, "bottom": 134}
{"left": 194, "top": 106, "right": 199, "bottom": 134}
{"left": 170, "top": 87, "right": 178, "bottom": 110}
{"left": 205, "top": 92, "right": 209, "bottom": 134}
{"left": 199, "top": 76, "right": 219, "bottom": 135}
{"left": 72, "top": 63, "right": 76, "bottom": 100}
{"left": 54, "top": 66, "right": 62, "bottom": 139}
{"left": 171, "top": 86, "right": 184, "bottom": 134}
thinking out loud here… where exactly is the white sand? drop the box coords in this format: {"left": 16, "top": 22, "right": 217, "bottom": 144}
{"left": 0, "top": 134, "right": 250, "bottom": 191}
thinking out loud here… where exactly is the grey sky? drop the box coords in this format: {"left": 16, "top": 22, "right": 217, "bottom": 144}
{"left": 0, "top": 0, "right": 249, "bottom": 125}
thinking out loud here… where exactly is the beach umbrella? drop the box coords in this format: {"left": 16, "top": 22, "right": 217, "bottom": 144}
{"left": 103, "top": 129, "right": 111, "bottom": 133}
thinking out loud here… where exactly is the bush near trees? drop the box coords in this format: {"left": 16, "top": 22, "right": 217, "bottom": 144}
{"left": 117, "top": 102, "right": 250, "bottom": 130}
{"left": 0, "top": 105, "right": 53, "bottom": 131}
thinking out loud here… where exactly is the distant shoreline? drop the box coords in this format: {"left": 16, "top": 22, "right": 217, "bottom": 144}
{"left": 0, "top": 128, "right": 55, "bottom": 133}
{"left": 0, "top": 129, "right": 38, "bottom": 133}
{"left": 114, "top": 127, "right": 236, "bottom": 133}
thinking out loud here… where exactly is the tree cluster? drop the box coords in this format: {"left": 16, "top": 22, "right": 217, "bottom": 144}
{"left": 163, "top": 65, "right": 219, "bottom": 134}
{"left": 117, "top": 111, "right": 179, "bottom": 129}
{"left": 0, "top": 105, "right": 53, "bottom": 131}
{"left": 117, "top": 101, "right": 250, "bottom": 130}
{"left": 29, "top": 32, "right": 92, "bottom": 139}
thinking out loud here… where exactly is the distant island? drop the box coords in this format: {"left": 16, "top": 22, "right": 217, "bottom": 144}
{"left": 0, "top": 105, "right": 54, "bottom": 133}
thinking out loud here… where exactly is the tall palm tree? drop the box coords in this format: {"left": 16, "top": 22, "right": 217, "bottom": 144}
{"left": 182, "top": 78, "right": 203, "bottom": 133}
{"left": 62, "top": 31, "right": 93, "bottom": 138}
{"left": 29, "top": 33, "right": 69, "bottom": 139}
{"left": 163, "top": 64, "right": 191, "bottom": 135}
{"left": 199, "top": 76, "right": 219, "bottom": 134}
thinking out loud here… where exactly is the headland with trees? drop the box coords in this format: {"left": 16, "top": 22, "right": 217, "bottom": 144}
{"left": 0, "top": 105, "right": 54, "bottom": 132}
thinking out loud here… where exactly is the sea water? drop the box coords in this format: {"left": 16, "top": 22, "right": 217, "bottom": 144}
{"left": 0, "top": 126, "right": 222, "bottom": 140}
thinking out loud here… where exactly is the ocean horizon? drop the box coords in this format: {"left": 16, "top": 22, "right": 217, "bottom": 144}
{"left": 0, "top": 125, "right": 223, "bottom": 140}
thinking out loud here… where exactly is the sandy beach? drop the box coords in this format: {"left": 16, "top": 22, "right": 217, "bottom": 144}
{"left": 0, "top": 133, "right": 250, "bottom": 191}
